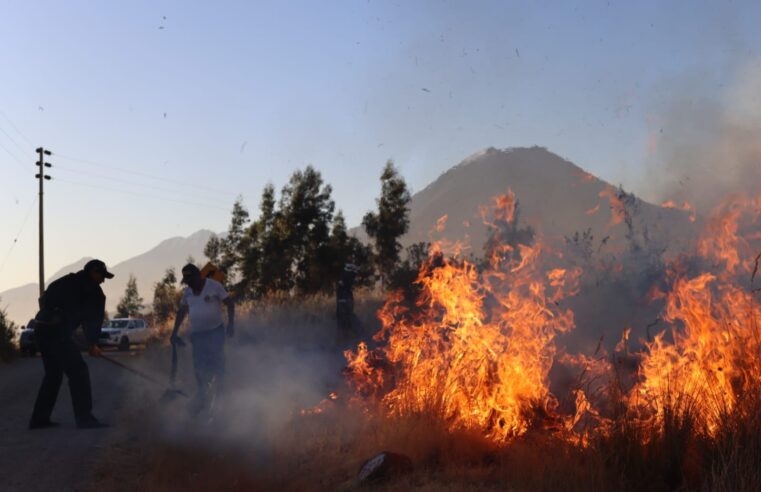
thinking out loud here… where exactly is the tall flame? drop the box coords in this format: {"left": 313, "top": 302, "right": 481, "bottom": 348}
{"left": 343, "top": 190, "right": 760, "bottom": 445}
{"left": 345, "top": 191, "right": 579, "bottom": 441}
{"left": 633, "top": 194, "right": 761, "bottom": 434}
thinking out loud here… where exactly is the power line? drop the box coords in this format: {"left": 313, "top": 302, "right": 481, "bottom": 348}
{"left": 0, "top": 123, "right": 35, "bottom": 158}
{"left": 0, "top": 138, "right": 27, "bottom": 171}
{"left": 0, "top": 196, "right": 38, "bottom": 278}
{"left": 55, "top": 152, "right": 240, "bottom": 198}
{"left": 55, "top": 177, "right": 231, "bottom": 212}
{"left": 0, "top": 119, "right": 242, "bottom": 198}
{"left": 0, "top": 110, "right": 35, "bottom": 147}
{"left": 0, "top": 110, "right": 35, "bottom": 174}
{"left": 54, "top": 164, "right": 234, "bottom": 207}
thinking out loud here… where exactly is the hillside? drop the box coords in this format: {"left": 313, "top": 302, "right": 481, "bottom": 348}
{"left": 0, "top": 230, "right": 214, "bottom": 326}
{"left": 356, "top": 147, "right": 695, "bottom": 257}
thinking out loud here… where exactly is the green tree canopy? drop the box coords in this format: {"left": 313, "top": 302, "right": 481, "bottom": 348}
{"left": 115, "top": 274, "right": 144, "bottom": 318}
{"left": 152, "top": 268, "right": 180, "bottom": 324}
{"left": 212, "top": 197, "right": 250, "bottom": 286}
{"left": 0, "top": 301, "right": 17, "bottom": 362}
{"left": 203, "top": 235, "right": 222, "bottom": 264}
{"left": 362, "top": 160, "right": 411, "bottom": 288}
{"left": 223, "top": 166, "right": 376, "bottom": 298}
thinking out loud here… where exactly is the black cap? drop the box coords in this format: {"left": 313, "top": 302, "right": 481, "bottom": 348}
{"left": 181, "top": 263, "right": 201, "bottom": 284}
{"left": 84, "top": 259, "right": 114, "bottom": 279}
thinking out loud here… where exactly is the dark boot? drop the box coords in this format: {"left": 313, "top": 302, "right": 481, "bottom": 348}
{"left": 29, "top": 419, "right": 60, "bottom": 430}
{"left": 76, "top": 414, "right": 109, "bottom": 429}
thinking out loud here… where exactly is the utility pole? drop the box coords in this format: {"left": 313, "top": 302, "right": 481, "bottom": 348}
{"left": 36, "top": 147, "right": 52, "bottom": 300}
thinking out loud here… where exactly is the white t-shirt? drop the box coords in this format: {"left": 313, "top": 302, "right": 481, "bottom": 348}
{"left": 180, "top": 278, "right": 229, "bottom": 333}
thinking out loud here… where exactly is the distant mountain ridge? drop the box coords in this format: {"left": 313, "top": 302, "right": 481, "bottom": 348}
{"left": 0, "top": 230, "right": 214, "bottom": 326}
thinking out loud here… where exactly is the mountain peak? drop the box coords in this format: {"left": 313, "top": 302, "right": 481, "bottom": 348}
{"left": 403, "top": 146, "right": 690, "bottom": 254}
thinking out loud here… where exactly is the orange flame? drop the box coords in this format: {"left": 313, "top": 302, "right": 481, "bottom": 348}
{"left": 697, "top": 195, "right": 750, "bottom": 274}
{"left": 599, "top": 186, "right": 625, "bottom": 227}
{"left": 346, "top": 192, "right": 580, "bottom": 441}
{"left": 633, "top": 194, "right": 761, "bottom": 434}
{"left": 435, "top": 214, "right": 448, "bottom": 233}
{"left": 341, "top": 189, "right": 761, "bottom": 446}
{"left": 661, "top": 200, "right": 697, "bottom": 222}
{"left": 574, "top": 168, "right": 597, "bottom": 184}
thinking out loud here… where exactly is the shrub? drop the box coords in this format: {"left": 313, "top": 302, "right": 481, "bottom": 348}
{"left": 0, "top": 302, "right": 18, "bottom": 362}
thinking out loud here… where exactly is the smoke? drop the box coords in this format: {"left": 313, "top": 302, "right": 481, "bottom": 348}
{"left": 200, "top": 342, "right": 343, "bottom": 446}
{"left": 647, "top": 60, "right": 761, "bottom": 214}
{"left": 125, "top": 300, "right": 373, "bottom": 459}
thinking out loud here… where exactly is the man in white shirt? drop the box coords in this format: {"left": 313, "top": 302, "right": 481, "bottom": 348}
{"left": 170, "top": 263, "right": 235, "bottom": 415}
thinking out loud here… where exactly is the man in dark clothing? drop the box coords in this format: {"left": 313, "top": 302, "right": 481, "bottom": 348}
{"left": 29, "top": 259, "right": 113, "bottom": 430}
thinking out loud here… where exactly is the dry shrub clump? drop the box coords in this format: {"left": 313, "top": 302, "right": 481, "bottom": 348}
{"left": 699, "top": 388, "right": 761, "bottom": 492}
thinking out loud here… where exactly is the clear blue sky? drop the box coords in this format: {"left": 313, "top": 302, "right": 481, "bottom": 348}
{"left": 1, "top": 0, "right": 759, "bottom": 292}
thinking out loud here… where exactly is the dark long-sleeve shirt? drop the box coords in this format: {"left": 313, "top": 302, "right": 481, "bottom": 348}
{"left": 36, "top": 271, "right": 106, "bottom": 345}
{"left": 336, "top": 270, "right": 355, "bottom": 302}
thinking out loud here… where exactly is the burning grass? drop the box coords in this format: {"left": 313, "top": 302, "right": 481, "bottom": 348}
{"left": 337, "top": 190, "right": 761, "bottom": 489}
{"left": 92, "top": 191, "right": 761, "bottom": 491}
{"left": 345, "top": 247, "right": 579, "bottom": 441}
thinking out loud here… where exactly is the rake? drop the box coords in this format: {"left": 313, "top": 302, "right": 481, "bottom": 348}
{"left": 100, "top": 353, "right": 189, "bottom": 399}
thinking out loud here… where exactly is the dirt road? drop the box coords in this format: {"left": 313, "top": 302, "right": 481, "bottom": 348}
{"left": 0, "top": 351, "right": 140, "bottom": 492}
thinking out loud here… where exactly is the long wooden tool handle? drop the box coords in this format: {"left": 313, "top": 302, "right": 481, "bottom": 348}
{"left": 100, "top": 354, "right": 163, "bottom": 386}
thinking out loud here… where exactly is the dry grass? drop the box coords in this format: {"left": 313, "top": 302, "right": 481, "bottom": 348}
{"left": 91, "top": 378, "right": 761, "bottom": 492}
{"left": 93, "top": 401, "right": 608, "bottom": 492}
{"left": 90, "top": 296, "right": 761, "bottom": 492}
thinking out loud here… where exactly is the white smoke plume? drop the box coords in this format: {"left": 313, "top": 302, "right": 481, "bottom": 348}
{"left": 647, "top": 60, "right": 761, "bottom": 214}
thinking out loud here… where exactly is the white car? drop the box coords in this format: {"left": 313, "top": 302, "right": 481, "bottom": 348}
{"left": 99, "top": 318, "right": 150, "bottom": 351}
